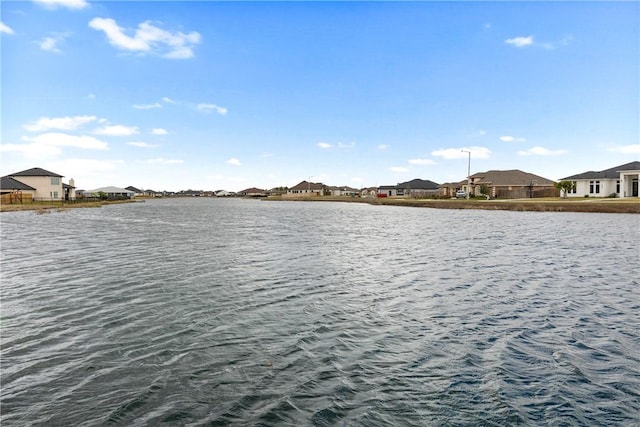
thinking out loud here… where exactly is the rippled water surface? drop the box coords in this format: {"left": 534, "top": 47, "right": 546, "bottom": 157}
{"left": 1, "top": 198, "right": 639, "bottom": 426}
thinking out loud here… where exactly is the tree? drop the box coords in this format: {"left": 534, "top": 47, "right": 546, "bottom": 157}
{"left": 554, "top": 180, "right": 575, "bottom": 198}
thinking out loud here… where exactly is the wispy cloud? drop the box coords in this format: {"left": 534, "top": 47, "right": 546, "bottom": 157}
{"left": 94, "top": 124, "right": 139, "bottom": 136}
{"left": 128, "top": 141, "right": 157, "bottom": 148}
{"left": 151, "top": 128, "right": 168, "bottom": 135}
{"left": 317, "top": 142, "right": 332, "bottom": 149}
{"left": 408, "top": 158, "right": 435, "bottom": 165}
{"left": 432, "top": 146, "right": 491, "bottom": 160}
{"left": 33, "top": 0, "right": 89, "bottom": 10}
{"left": 22, "top": 132, "right": 109, "bottom": 150}
{"left": 389, "top": 166, "right": 409, "bottom": 173}
{"left": 517, "top": 146, "right": 568, "bottom": 156}
{"left": 378, "top": 144, "right": 389, "bottom": 150}
{"left": 499, "top": 135, "right": 527, "bottom": 142}
{"left": 226, "top": 158, "right": 242, "bottom": 166}
{"left": 133, "top": 102, "right": 162, "bottom": 110}
{"left": 162, "top": 97, "right": 176, "bottom": 104}
{"left": 144, "top": 158, "right": 184, "bottom": 164}
{"left": 505, "top": 36, "right": 533, "bottom": 48}
{"left": 1, "top": 22, "right": 15, "bottom": 35}
{"left": 89, "top": 18, "right": 201, "bottom": 59}
{"left": 197, "top": 103, "right": 227, "bottom": 115}
{"left": 39, "top": 36, "right": 64, "bottom": 53}
{"left": 337, "top": 142, "right": 356, "bottom": 149}
{"left": 607, "top": 144, "right": 640, "bottom": 154}
{"left": 24, "top": 115, "right": 97, "bottom": 132}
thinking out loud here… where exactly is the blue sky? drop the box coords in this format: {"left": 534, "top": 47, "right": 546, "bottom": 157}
{"left": 1, "top": 0, "right": 638, "bottom": 192}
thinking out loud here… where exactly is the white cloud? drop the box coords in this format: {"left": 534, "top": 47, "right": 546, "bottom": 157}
{"left": 94, "top": 125, "right": 139, "bottom": 136}
{"left": 133, "top": 102, "right": 162, "bottom": 110}
{"left": 505, "top": 36, "right": 533, "bottom": 48}
{"left": 39, "top": 36, "right": 62, "bottom": 52}
{"left": 389, "top": 166, "right": 409, "bottom": 173}
{"left": 24, "top": 115, "right": 97, "bottom": 132}
{"left": 1, "top": 22, "right": 15, "bottom": 35}
{"left": 162, "top": 97, "right": 176, "bottom": 104}
{"left": 226, "top": 158, "right": 242, "bottom": 166}
{"left": 48, "top": 158, "right": 118, "bottom": 178}
{"left": 337, "top": 142, "right": 356, "bottom": 149}
{"left": 197, "top": 103, "right": 228, "bottom": 115}
{"left": 606, "top": 144, "right": 640, "bottom": 154}
{"left": 22, "top": 132, "right": 109, "bottom": 150}
{"left": 352, "top": 177, "right": 364, "bottom": 183}
{"left": 144, "top": 158, "right": 184, "bottom": 164}
{"left": 500, "top": 135, "right": 526, "bottom": 142}
{"left": 0, "top": 142, "right": 61, "bottom": 158}
{"left": 317, "top": 142, "right": 332, "bottom": 149}
{"left": 378, "top": 144, "right": 389, "bottom": 150}
{"left": 33, "top": 0, "right": 89, "bottom": 10}
{"left": 151, "top": 128, "right": 168, "bottom": 135}
{"left": 89, "top": 18, "right": 201, "bottom": 59}
{"left": 128, "top": 141, "right": 157, "bottom": 148}
{"left": 432, "top": 146, "right": 491, "bottom": 160}
{"left": 517, "top": 146, "right": 568, "bottom": 156}
{"left": 408, "top": 158, "right": 435, "bottom": 165}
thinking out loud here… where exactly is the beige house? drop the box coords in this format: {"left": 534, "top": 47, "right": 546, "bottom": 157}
{"left": 466, "top": 169, "right": 558, "bottom": 199}
{"left": 4, "top": 167, "right": 72, "bottom": 201}
{"left": 285, "top": 181, "right": 329, "bottom": 197}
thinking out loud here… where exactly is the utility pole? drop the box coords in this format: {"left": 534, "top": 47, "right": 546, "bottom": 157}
{"left": 461, "top": 149, "right": 471, "bottom": 199}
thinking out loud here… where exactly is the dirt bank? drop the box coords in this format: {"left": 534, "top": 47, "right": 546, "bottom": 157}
{"left": 268, "top": 197, "right": 640, "bottom": 214}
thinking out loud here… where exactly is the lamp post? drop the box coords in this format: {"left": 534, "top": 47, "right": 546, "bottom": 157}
{"left": 461, "top": 149, "right": 471, "bottom": 199}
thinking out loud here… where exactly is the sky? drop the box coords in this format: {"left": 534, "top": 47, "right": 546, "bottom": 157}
{"left": 1, "top": 0, "right": 638, "bottom": 192}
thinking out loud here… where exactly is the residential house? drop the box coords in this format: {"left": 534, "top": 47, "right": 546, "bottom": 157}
{"left": 438, "top": 181, "right": 466, "bottom": 198}
{"left": 215, "top": 190, "right": 234, "bottom": 197}
{"left": 329, "top": 186, "right": 359, "bottom": 196}
{"left": 377, "top": 178, "right": 440, "bottom": 198}
{"left": 238, "top": 187, "right": 269, "bottom": 197}
{"left": 285, "top": 181, "right": 329, "bottom": 197}
{"left": 466, "top": 169, "right": 558, "bottom": 199}
{"left": 4, "top": 167, "right": 70, "bottom": 201}
{"left": 1, "top": 176, "right": 36, "bottom": 203}
{"left": 86, "top": 186, "right": 135, "bottom": 199}
{"left": 560, "top": 161, "right": 640, "bottom": 198}
{"left": 126, "top": 186, "right": 144, "bottom": 196}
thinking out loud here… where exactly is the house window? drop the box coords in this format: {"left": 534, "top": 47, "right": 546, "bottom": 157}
{"left": 50, "top": 191, "right": 59, "bottom": 199}
{"left": 51, "top": 177, "right": 60, "bottom": 185}
{"left": 570, "top": 181, "right": 577, "bottom": 194}
{"left": 616, "top": 180, "right": 620, "bottom": 194}
{"left": 589, "top": 180, "right": 600, "bottom": 194}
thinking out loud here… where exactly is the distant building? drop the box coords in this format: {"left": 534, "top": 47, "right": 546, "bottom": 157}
{"left": 86, "top": 186, "right": 135, "bottom": 199}
{"left": 561, "top": 161, "right": 640, "bottom": 198}
{"left": 285, "top": 181, "right": 329, "bottom": 197}
{"left": 467, "top": 170, "right": 557, "bottom": 198}
{"left": 377, "top": 178, "right": 440, "bottom": 198}
{"left": 238, "top": 187, "right": 269, "bottom": 197}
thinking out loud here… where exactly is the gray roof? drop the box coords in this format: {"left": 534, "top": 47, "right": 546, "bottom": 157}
{"left": 561, "top": 161, "right": 640, "bottom": 180}
{"left": 9, "top": 167, "right": 63, "bottom": 177}
{"left": 1, "top": 176, "right": 36, "bottom": 191}
{"left": 87, "top": 186, "right": 134, "bottom": 194}
{"left": 397, "top": 178, "right": 440, "bottom": 190}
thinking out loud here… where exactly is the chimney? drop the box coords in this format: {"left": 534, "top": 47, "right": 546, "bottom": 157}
{"left": 69, "top": 178, "right": 75, "bottom": 187}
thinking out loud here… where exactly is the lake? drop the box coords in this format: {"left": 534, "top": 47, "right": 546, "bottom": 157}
{"left": 1, "top": 198, "right": 639, "bottom": 425}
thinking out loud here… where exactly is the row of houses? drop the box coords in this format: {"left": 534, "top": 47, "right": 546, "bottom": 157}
{"left": 2, "top": 161, "right": 639, "bottom": 203}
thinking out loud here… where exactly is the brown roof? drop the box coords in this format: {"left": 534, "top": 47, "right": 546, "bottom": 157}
{"left": 289, "top": 180, "right": 326, "bottom": 191}
{"left": 470, "top": 170, "right": 556, "bottom": 186}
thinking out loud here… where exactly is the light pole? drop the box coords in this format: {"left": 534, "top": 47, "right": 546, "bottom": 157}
{"left": 461, "top": 149, "right": 471, "bottom": 199}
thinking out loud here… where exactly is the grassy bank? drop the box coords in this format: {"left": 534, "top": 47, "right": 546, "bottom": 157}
{"left": 266, "top": 196, "right": 640, "bottom": 214}
{"left": 0, "top": 199, "right": 139, "bottom": 213}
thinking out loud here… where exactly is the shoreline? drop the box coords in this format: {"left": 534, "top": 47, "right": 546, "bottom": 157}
{"left": 264, "top": 196, "right": 640, "bottom": 214}
{"left": 1, "top": 197, "right": 637, "bottom": 214}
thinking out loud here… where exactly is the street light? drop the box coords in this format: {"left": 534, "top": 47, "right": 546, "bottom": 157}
{"left": 461, "top": 149, "right": 471, "bottom": 199}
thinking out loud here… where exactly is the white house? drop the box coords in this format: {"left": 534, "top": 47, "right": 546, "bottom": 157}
{"left": 561, "top": 161, "right": 640, "bottom": 198}
{"left": 86, "top": 186, "right": 135, "bottom": 199}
